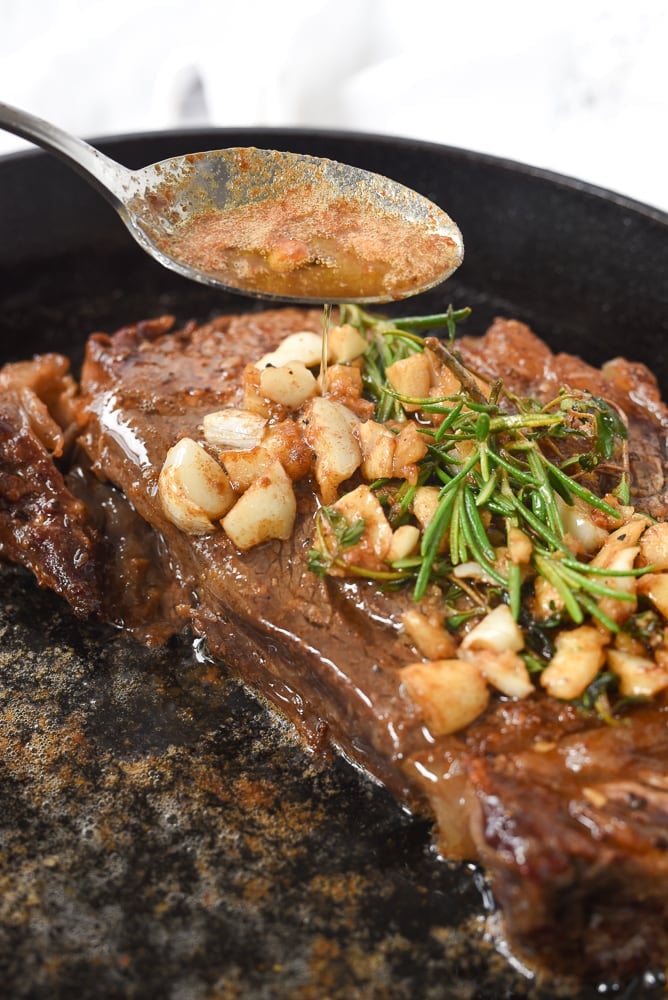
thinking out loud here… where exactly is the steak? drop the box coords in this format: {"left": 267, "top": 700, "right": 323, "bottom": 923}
{"left": 0, "top": 353, "right": 102, "bottom": 617}
{"left": 458, "top": 318, "right": 668, "bottom": 519}
{"left": 2, "top": 308, "right": 668, "bottom": 983}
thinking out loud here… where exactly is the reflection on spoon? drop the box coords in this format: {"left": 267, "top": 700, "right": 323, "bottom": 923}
{"left": 0, "top": 102, "right": 464, "bottom": 304}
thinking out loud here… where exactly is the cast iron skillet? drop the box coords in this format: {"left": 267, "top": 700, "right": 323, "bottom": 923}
{"left": 1, "top": 129, "right": 667, "bottom": 1000}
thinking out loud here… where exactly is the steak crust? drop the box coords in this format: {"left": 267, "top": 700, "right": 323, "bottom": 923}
{"left": 469, "top": 708, "right": 668, "bottom": 979}
{"left": 0, "top": 355, "right": 102, "bottom": 616}
{"left": 2, "top": 310, "right": 668, "bottom": 982}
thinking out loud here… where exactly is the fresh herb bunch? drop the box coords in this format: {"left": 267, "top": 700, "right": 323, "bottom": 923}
{"left": 308, "top": 305, "right": 649, "bottom": 641}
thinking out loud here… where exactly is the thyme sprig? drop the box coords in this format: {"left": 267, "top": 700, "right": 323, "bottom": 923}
{"left": 308, "top": 505, "right": 414, "bottom": 583}
{"left": 308, "top": 507, "right": 367, "bottom": 577}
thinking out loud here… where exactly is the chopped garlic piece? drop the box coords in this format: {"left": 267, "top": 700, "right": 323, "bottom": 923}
{"left": 300, "top": 397, "right": 361, "bottom": 504}
{"left": 259, "top": 362, "right": 319, "bottom": 410}
{"left": 327, "top": 323, "right": 368, "bottom": 363}
{"left": 638, "top": 571, "right": 668, "bottom": 618}
{"left": 451, "top": 561, "right": 497, "bottom": 584}
{"left": 263, "top": 420, "right": 313, "bottom": 482}
{"left": 607, "top": 647, "right": 668, "bottom": 698}
{"left": 331, "top": 484, "right": 392, "bottom": 563}
{"left": 461, "top": 604, "right": 524, "bottom": 654}
{"left": 402, "top": 608, "right": 456, "bottom": 660}
{"left": 431, "top": 362, "right": 489, "bottom": 401}
{"left": 638, "top": 522, "right": 668, "bottom": 570}
{"left": 540, "top": 625, "right": 608, "bottom": 700}
{"left": 386, "top": 353, "right": 433, "bottom": 410}
{"left": 266, "top": 238, "right": 311, "bottom": 272}
{"left": 387, "top": 524, "right": 420, "bottom": 562}
{"left": 412, "top": 487, "right": 441, "bottom": 528}
{"left": 159, "top": 437, "right": 235, "bottom": 535}
{"left": 401, "top": 659, "right": 489, "bottom": 736}
{"left": 242, "top": 364, "right": 273, "bottom": 418}
{"left": 392, "top": 422, "right": 428, "bottom": 481}
{"left": 556, "top": 495, "right": 609, "bottom": 555}
{"left": 594, "top": 514, "right": 650, "bottom": 554}
{"left": 507, "top": 526, "right": 533, "bottom": 565}
{"left": 220, "top": 446, "right": 272, "bottom": 493}
{"left": 202, "top": 409, "right": 267, "bottom": 450}
{"left": 464, "top": 648, "right": 534, "bottom": 699}
{"left": 221, "top": 459, "right": 296, "bottom": 550}
{"left": 533, "top": 575, "right": 565, "bottom": 619}
{"left": 357, "top": 420, "right": 395, "bottom": 481}
{"left": 412, "top": 486, "right": 449, "bottom": 555}
{"left": 319, "top": 364, "right": 366, "bottom": 411}
{"left": 255, "top": 331, "right": 325, "bottom": 370}
{"left": 591, "top": 527, "right": 643, "bottom": 625}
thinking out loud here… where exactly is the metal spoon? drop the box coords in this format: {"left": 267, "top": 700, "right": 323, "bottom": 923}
{"left": 0, "top": 101, "right": 463, "bottom": 304}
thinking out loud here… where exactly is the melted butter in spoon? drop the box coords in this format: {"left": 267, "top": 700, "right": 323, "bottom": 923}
{"left": 0, "top": 104, "right": 463, "bottom": 305}
{"left": 150, "top": 176, "right": 462, "bottom": 302}
{"left": 136, "top": 148, "right": 464, "bottom": 304}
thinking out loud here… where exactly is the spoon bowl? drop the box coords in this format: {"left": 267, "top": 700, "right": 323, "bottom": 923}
{"left": 0, "top": 102, "right": 463, "bottom": 304}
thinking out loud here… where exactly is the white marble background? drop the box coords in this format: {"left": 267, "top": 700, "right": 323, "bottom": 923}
{"left": 1, "top": 0, "right": 666, "bottom": 212}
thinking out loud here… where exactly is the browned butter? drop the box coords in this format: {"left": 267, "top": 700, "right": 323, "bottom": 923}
{"left": 153, "top": 185, "right": 461, "bottom": 301}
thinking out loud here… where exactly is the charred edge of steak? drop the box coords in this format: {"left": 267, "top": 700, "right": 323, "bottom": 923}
{"left": 0, "top": 390, "right": 103, "bottom": 617}
{"left": 66, "top": 464, "right": 194, "bottom": 646}
{"left": 468, "top": 707, "right": 668, "bottom": 980}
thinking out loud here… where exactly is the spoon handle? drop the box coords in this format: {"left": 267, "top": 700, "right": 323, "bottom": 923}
{"left": 0, "top": 101, "right": 132, "bottom": 206}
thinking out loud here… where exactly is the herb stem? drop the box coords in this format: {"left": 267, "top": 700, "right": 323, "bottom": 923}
{"left": 393, "top": 307, "right": 471, "bottom": 333}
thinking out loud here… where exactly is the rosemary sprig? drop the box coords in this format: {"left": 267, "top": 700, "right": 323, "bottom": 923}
{"left": 392, "top": 306, "right": 472, "bottom": 336}
{"left": 310, "top": 305, "right": 635, "bottom": 642}
{"left": 343, "top": 305, "right": 471, "bottom": 422}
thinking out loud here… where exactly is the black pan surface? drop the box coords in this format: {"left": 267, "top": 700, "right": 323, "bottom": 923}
{"left": 1, "top": 128, "right": 667, "bottom": 1000}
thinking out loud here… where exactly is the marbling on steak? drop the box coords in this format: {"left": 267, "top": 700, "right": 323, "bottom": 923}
{"left": 1, "top": 309, "right": 667, "bottom": 982}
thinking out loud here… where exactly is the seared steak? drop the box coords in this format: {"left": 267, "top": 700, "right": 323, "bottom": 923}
{"left": 0, "top": 354, "right": 102, "bottom": 616}
{"left": 459, "top": 318, "right": 668, "bottom": 519}
{"left": 1, "top": 309, "right": 667, "bottom": 982}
